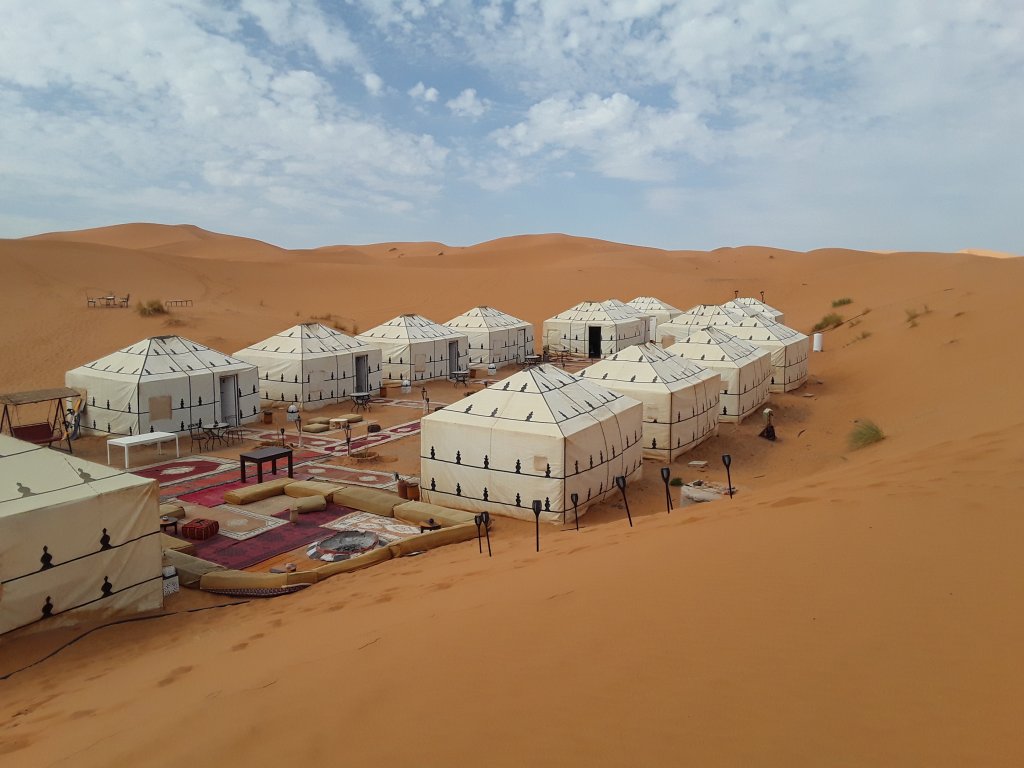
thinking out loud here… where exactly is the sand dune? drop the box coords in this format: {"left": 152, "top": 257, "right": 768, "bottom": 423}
{"left": 1, "top": 224, "right": 1023, "bottom": 766}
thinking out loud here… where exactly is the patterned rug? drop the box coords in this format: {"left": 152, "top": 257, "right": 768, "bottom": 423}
{"left": 133, "top": 456, "right": 237, "bottom": 486}
{"left": 207, "top": 506, "right": 288, "bottom": 540}
{"left": 160, "top": 468, "right": 241, "bottom": 502}
{"left": 323, "top": 511, "right": 421, "bottom": 543}
{"left": 169, "top": 504, "right": 356, "bottom": 570}
{"left": 296, "top": 463, "right": 398, "bottom": 488}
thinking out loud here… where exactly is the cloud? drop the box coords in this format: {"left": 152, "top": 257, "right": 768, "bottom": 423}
{"left": 408, "top": 81, "right": 439, "bottom": 103}
{"left": 446, "top": 88, "right": 490, "bottom": 118}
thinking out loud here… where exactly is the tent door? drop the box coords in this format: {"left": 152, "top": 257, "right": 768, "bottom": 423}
{"left": 218, "top": 375, "right": 238, "bottom": 425}
{"left": 647, "top": 317, "right": 657, "bottom": 342}
{"left": 355, "top": 354, "right": 370, "bottom": 392}
{"left": 516, "top": 328, "right": 527, "bottom": 362}
{"left": 448, "top": 341, "right": 459, "bottom": 375}
{"left": 588, "top": 326, "right": 603, "bottom": 358}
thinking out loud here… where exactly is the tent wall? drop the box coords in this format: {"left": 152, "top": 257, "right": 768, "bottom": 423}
{"left": 541, "top": 318, "right": 645, "bottom": 357}
{"left": 375, "top": 337, "right": 469, "bottom": 382}
{"left": 244, "top": 348, "right": 382, "bottom": 408}
{"left": 0, "top": 442, "right": 163, "bottom": 635}
{"left": 462, "top": 326, "right": 535, "bottom": 367}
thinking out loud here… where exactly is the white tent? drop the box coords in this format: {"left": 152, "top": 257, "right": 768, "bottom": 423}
{"left": 542, "top": 301, "right": 645, "bottom": 358}
{"left": 722, "top": 297, "right": 785, "bottom": 323}
{"left": 664, "top": 327, "right": 771, "bottom": 423}
{"left": 444, "top": 306, "right": 535, "bottom": 368}
{"left": 420, "top": 364, "right": 644, "bottom": 523}
{"left": 358, "top": 314, "right": 469, "bottom": 382}
{"left": 234, "top": 323, "right": 383, "bottom": 409}
{"left": 628, "top": 296, "right": 683, "bottom": 339}
{"left": 0, "top": 435, "right": 163, "bottom": 635}
{"left": 718, "top": 314, "right": 810, "bottom": 392}
{"left": 66, "top": 336, "right": 261, "bottom": 435}
{"left": 666, "top": 303, "right": 747, "bottom": 329}
{"left": 580, "top": 343, "right": 721, "bottom": 461}
{"left": 603, "top": 299, "right": 654, "bottom": 343}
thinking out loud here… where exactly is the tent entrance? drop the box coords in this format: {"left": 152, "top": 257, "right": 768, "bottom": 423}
{"left": 516, "top": 328, "right": 527, "bottom": 362}
{"left": 218, "top": 375, "right": 238, "bottom": 425}
{"left": 588, "top": 326, "right": 603, "bottom": 358}
{"left": 354, "top": 354, "right": 369, "bottom": 392}
{"left": 448, "top": 340, "right": 459, "bottom": 375}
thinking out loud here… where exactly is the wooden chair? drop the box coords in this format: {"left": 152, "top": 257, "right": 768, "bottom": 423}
{"left": 86, "top": 296, "right": 97, "bottom": 307}
{"left": 120, "top": 293, "right": 130, "bottom": 308}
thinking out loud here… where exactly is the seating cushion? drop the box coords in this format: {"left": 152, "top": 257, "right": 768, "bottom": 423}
{"left": 302, "top": 422, "right": 330, "bottom": 433}
{"left": 291, "top": 495, "right": 327, "bottom": 514}
{"left": 387, "top": 522, "right": 477, "bottom": 557}
{"left": 283, "top": 480, "right": 343, "bottom": 499}
{"left": 160, "top": 533, "right": 194, "bottom": 555}
{"left": 331, "top": 486, "right": 402, "bottom": 517}
{"left": 223, "top": 477, "right": 293, "bottom": 505}
{"left": 314, "top": 546, "right": 393, "bottom": 577}
{"left": 159, "top": 503, "right": 186, "bottom": 519}
{"left": 393, "top": 501, "right": 477, "bottom": 527}
{"left": 338, "top": 413, "right": 362, "bottom": 423}
{"left": 307, "top": 416, "right": 332, "bottom": 425}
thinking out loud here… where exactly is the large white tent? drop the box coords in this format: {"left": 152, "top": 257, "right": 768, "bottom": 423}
{"left": 720, "top": 314, "right": 810, "bottom": 392}
{"left": 0, "top": 435, "right": 163, "bottom": 635}
{"left": 444, "top": 306, "right": 535, "bottom": 368}
{"left": 665, "top": 327, "right": 771, "bottom": 423}
{"left": 234, "top": 323, "right": 382, "bottom": 408}
{"left": 542, "top": 301, "right": 645, "bottom": 358}
{"left": 722, "top": 297, "right": 785, "bottom": 323}
{"left": 665, "top": 303, "right": 747, "bottom": 330}
{"left": 628, "top": 296, "right": 683, "bottom": 339}
{"left": 420, "top": 364, "right": 643, "bottom": 523}
{"left": 358, "top": 314, "right": 469, "bottom": 382}
{"left": 66, "top": 336, "right": 260, "bottom": 435}
{"left": 580, "top": 343, "right": 721, "bottom": 461}
{"left": 603, "top": 299, "right": 654, "bottom": 343}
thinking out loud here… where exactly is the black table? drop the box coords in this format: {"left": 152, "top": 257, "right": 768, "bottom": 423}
{"left": 352, "top": 392, "right": 372, "bottom": 412}
{"left": 239, "top": 446, "right": 294, "bottom": 483}
{"left": 451, "top": 370, "right": 470, "bottom": 387}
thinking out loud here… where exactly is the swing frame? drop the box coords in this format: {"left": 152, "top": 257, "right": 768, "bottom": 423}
{"left": 0, "top": 387, "right": 80, "bottom": 454}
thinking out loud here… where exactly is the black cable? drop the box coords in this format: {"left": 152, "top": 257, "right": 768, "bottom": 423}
{"left": 0, "top": 599, "right": 250, "bottom": 682}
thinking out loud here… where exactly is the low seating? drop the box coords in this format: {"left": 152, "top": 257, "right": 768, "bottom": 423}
{"left": 182, "top": 518, "right": 219, "bottom": 540}
{"left": 200, "top": 569, "right": 318, "bottom": 595}
{"left": 365, "top": 421, "right": 381, "bottom": 433}
{"left": 284, "top": 480, "right": 342, "bottom": 499}
{"left": 393, "top": 500, "right": 477, "bottom": 527}
{"left": 337, "top": 413, "right": 362, "bottom": 424}
{"left": 314, "top": 545, "right": 392, "bottom": 577}
{"left": 302, "top": 423, "right": 330, "bottom": 433}
{"left": 159, "top": 503, "right": 186, "bottom": 519}
{"left": 387, "top": 522, "right": 477, "bottom": 557}
{"left": 331, "top": 486, "right": 402, "bottom": 517}
{"left": 291, "top": 495, "right": 327, "bottom": 514}
{"left": 223, "top": 477, "right": 293, "bottom": 505}
{"left": 160, "top": 533, "right": 194, "bottom": 555}
{"left": 307, "top": 416, "right": 332, "bottom": 425}
{"left": 329, "top": 417, "right": 349, "bottom": 430}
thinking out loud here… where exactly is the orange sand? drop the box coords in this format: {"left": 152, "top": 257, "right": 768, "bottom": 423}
{"left": 1, "top": 225, "right": 1023, "bottom": 766}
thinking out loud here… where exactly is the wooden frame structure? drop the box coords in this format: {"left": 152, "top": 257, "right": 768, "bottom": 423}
{"left": 0, "top": 387, "right": 80, "bottom": 453}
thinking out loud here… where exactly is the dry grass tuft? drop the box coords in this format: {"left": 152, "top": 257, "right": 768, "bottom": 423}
{"left": 136, "top": 299, "right": 168, "bottom": 317}
{"left": 848, "top": 419, "right": 885, "bottom": 450}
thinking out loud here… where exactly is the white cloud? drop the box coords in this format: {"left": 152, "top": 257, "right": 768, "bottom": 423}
{"left": 446, "top": 88, "right": 490, "bottom": 119}
{"left": 408, "top": 81, "right": 439, "bottom": 102}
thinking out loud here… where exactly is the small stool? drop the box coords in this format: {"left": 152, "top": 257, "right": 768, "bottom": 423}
{"left": 366, "top": 421, "right": 381, "bottom": 433}
{"left": 329, "top": 417, "right": 348, "bottom": 430}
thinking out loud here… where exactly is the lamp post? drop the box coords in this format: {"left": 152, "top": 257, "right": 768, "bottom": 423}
{"left": 570, "top": 492, "right": 580, "bottom": 531}
{"left": 722, "top": 454, "right": 734, "bottom": 498}
{"left": 532, "top": 499, "right": 542, "bottom": 552}
{"left": 481, "top": 511, "right": 491, "bottom": 557}
{"left": 343, "top": 421, "right": 352, "bottom": 455}
{"left": 614, "top": 475, "right": 632, "bottom": 527}
{"left": 660, "top": 466, "right": 673, "bottom": 514}
{"left": 474, "top": 514, "right": 484, "bottom": 554}
{"left": 287, "top": 404, "right": 302, "bottom": 448}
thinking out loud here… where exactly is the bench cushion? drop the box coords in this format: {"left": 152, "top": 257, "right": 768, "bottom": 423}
{"left": 331, "top": 486, "right": 402, "bottom": 517}
{"left": 223, "top": 477, "right": 293, "bottom": 505}
{"left": 393, "top": 501, "right": 477, "bottom": 527}
{"left": 283, "top": 480, "right": 343, "bottom": 499}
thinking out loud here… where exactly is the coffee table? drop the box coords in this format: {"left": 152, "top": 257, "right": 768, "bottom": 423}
{"left": 239, "top": 446, "right": 294, "bottom": 483}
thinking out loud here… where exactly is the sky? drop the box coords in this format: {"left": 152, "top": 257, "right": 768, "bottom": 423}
{"left": 1, "top": 1, "right": 1022, "bottom": 252}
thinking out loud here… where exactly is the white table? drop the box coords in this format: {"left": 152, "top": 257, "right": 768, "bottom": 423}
{"left": 107, "top": 431, "right": 180, "bottom": 469}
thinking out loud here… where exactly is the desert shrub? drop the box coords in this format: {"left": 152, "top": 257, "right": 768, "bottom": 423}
{"left": 832, "top": 297, "right": 853, "bottom": 307}
{"left": 848, "top": 419, "right": 885, "bottom": 450}
{"left": 136, "top": 299, "right": 168, "bottom": 317}
{"left": 812, "top": 313, "right": 843, "bottom": 332}
{"left": 669, "top": 477, "right": 683, "bottom": 487}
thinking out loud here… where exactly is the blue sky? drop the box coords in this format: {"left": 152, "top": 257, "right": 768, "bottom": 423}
{"left": 1, "top": 1, "right": 1021, "bottom": 252}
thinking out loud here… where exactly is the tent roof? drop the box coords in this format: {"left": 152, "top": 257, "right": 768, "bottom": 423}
{"left": 723, "top": 315, "right": 807, "bottom": 343}
{"left": 0, "top": 435, "right": 151, "bottom": 518}
{"left": 0, "top": 387, "right": 80, "bottom": 407}
{"left": 445, "top": 306, "right": 531, "bottom": 331}
{"left": 359, "top": 314, "right": 466, "bottom": 342}
{"left": 665, "top": 326, "right": 768, "bottom": 367}
{"left": 723, "top": 298, "right": 783, "bottom": 318}
{"left": 237, "top": 323, "right": 372, "bottom": 357}
{"left": 548, "top": 301, "right": 638, "bottom": 323}
{"left": 674, "top": 304, "right": 747, "bottom": 325}
{"left": 628, "top": 296, "right": 682, "bottom": 314}
{"left": 423, "top": 363, "right": 637, "bottom": 437}
{"left": 580, "top": 342, "right": 717, "bottom": 389}
{"left": 70, "top": 336, "right": 254, "bottom": 381}
{"left": 603, "top": 299, "right": 652, "bottom": 319}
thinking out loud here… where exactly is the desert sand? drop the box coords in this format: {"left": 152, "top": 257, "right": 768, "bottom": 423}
{"left": 1, "top": 224, "right": 1023, "bottom": 766}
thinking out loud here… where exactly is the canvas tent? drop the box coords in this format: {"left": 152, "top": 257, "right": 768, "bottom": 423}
{"left": 66, "top": 336, "right": 260, "bottom": 436}
{"left": 665, "top": 303, "right": 747, "bottom": 330}
{"left": 444, "top": 306, "right": 535, "bottom": 368}
{"left": 722, "top": 297, "right": 785, "bottom": 323}
{"left": 603, "top": 299, "right": 654, "bottom": 343}
{"left": 542, "top": 301, "right": 645, "bottom": 358}
{"left": 718, "top": 314, "right": 810, "bottom": 392}
{"left": 420, "top": 364, "right": 643, "bottom": 523}
{"left": 628, "top": 296, "right": 683, "bottom": 339}
{"left": 358, "top": 314, "right": 469, "bottom": 382}
{"left": 581, "top": 343, "right": 721, "bottom": 461}
{"left": 0, "top": 434, "right": 163, "bottom": 635}
{"left": 235, "top": 323, "right": 382, "bottom": 409}
{"left": 665, "top": 327, "right": 771, "bottom": 423}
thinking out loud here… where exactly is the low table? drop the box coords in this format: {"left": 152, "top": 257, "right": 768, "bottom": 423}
{"left": 159, "top": 516, "right": 179, "bottom": 534}
{"left": 524, "top": 355, "right": 541, "bottom": 367}
{"left": 451, "top": 370, "right": 470, "bottom": 387}
{"left": 239, "top": 446, "right": 294, "bottom": 483}
{"left": 107, "top": 431, "right": 180, "bottom": 469}
{"left": 351, "top": 392, "right": 372, "bottom": 412}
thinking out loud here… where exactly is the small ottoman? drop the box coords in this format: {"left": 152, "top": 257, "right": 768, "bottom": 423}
{"left": 182, "top": 518, "right": 220, "bottom": 540}
{"left": 366, "top": 421, "right": 381, "bottom": 433}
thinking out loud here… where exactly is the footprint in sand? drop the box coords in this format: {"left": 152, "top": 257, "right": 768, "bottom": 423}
{"left": 230, "top": 642, "right": 248, "bottom": 652}
{"left": 68, "top": 709, "right": 95, "bottom": 720}
{"left": 157, "top": 665, "right": 193, "bottom": 687}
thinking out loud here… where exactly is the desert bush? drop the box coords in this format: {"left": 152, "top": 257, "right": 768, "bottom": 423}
{"left": 832, "top": 297, "right": 853, "bottom": 307}
{"left": 812, "top": 313, "right": 844, "bottom": 332}
{"left": 136, "top": 299, "right": 168, "bottom": 317}
{"left": 848, "top": 419, "right": 885, "bottom": 450}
